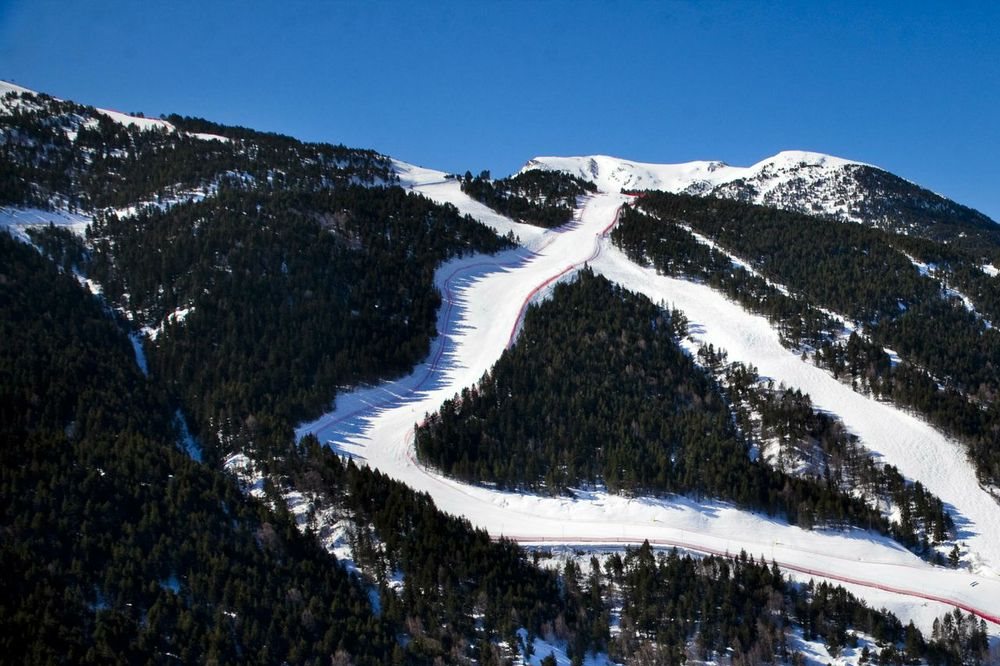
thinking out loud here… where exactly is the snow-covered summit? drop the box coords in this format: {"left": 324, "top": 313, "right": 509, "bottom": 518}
{"left": 521, "top": 151, "right": 867, "bottom": 198}
{"left": 523, "top": 151, "right": 877, "bottom": 224}
{"left": 521, "top": 150, "right": 1000, "bottom": 232}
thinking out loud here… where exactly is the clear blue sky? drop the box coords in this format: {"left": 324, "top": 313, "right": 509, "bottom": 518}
{"left": 2, "top": 1, "right": 998, "bottom": 219}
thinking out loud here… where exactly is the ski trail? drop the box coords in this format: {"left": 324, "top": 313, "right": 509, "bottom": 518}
{"left": 297, "top": 189, "right": 1000, "bottom": 635}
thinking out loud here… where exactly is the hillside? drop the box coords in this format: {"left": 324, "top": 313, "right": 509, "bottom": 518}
{"left": 3, "top": 81, "right": 999, "bottom": 664}
{"left": 522, "top": 152, "right": 1000, "bottom": 261}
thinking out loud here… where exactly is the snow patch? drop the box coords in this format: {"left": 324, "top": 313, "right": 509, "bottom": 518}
{"left": 129, "top": 332, "right": 149, "bottom": 376}
{"left": 141, "top": 305, "right": 194, "bottom": 341}
{"left": 0, "top": 206, "right": 92, "bottom": 239}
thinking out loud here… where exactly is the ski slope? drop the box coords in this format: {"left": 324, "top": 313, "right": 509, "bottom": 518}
{"left": 298, "top": 179, "right": 1000, "bottom": 636}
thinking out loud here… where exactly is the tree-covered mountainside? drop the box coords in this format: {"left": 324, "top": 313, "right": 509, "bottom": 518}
{"left": 0, "top": 90, "right": 395, "bottom": 211}
{"left": 4, "top": 83, "right": 995, "bottom": 664}
{"left": 460, "top": 169, "right": 596, "bottom": 227}
{"left": 5, "top": 231, "right": 961, "bottom": 665}
{"left": 0, "top": 225, "right": 571, "bottom": 665}
{"left": 415, "top": 270, "right": 941, "bottom": 549}
{"left": 618, "top": 192, "right": 1000, "bottom": 486}
{"left": 0, "top": 87, "right": 516, "bottom": 463}
{"left": 83, "top": 185, "right": 510, "bottom": 462}
{"left": 594, "top": 543, "right": 990, "bottom": 665}
{"left": 0, "top": 232, "right": 407, "bottom": 664}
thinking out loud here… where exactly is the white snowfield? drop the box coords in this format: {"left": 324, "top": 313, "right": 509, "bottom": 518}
{"left": 521, "top": 151, "right": 865, "bottom": 197}
{"left": 299, "top": 164, "right": 1000, "bottom": 636}
{"left": 520, "top": 151, "right": 948, "bottom": 228}
{"left": 0, "top": 206, "right": 92, "bottom": 240}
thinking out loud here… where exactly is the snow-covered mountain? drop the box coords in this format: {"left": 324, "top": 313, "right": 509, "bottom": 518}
{"left": 522, "top": 152, "right": 998, "bottom": 238}
{"left": 6, "top": 79, "right": 1000, "bottom": 661}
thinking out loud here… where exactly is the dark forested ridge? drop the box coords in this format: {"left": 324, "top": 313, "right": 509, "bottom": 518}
{"left": 1, "top": 87, "right": 518, "bottom": 464}
{"left": 460, "top": 169, "right": 597, "bottom": 227}
{"left": 0, "top": 233, "right": 403, "bottom": 664}
{"left": 620, "top": 192, "right": 1000, "bottom": 487}
{"left": 0, "top": 90, "right": 396, "bottom": 211}
{"left": 591, "top": 543, "right": 990, "bottom": 665}
{"left": 843, "top": 165, "right": 1000, "bottom": 259}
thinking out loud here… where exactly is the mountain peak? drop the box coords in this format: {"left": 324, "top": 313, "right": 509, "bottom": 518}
{"left": 521, "top": 151, "right": 996, "bottom": 233}
{"left": 520, "top": 151, "right": 867, "bottom": 194}
{"left": 763, "top": 150, "right": 865, "bottom": 169}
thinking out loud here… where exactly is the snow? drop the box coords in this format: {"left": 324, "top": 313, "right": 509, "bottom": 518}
{"left": 514, "top": 628, "right": 614, "bottom": 666}
{"left": 174, "top": 409, "right": 202, "bottom": 462}
{"left": 1, "top": 79, "right": 228, "bottom": 143}
{"left": 130, "top": 332, "right": 149, "bottom": 376}
{"left": 141, "top": 305, "right": 194, "bottom": 341}
{"left": 0, "top": 79, "right": 172, "bottom": 133}
{"left": 189, "top": 131, "right": 230, "bottom": 143}
{"left": 521, "top": 151, "right": 865, "bottom": 197}
{"left": 903, "top": 252, "right": 993, "bottom": 328}
{"left": 0, "top": 80, "right": 34, "bottom": 98}
{"left": 95, "top": 107, "right": 173, "bottom": 132}
{"left": 296, "top": 189, "right": 1000, "bottom": 635}
{"left": 393, "top": 159, "right": 547, "bottom": 246}
{"left": 0, "top": 206, "right": 92, "bottom": 240}
{"left": 520, "top": 151, "right": 904, "bottom": 226}
{"left": 223, "top": 453, "right": 268, "bottom": 499}
{"left": 983, "top": 264, "right": 999, "bottom": 278}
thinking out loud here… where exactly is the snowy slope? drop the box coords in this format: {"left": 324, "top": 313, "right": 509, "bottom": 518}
{"left": 522, "top": 152, "right": 999, "bottom": 231}
{"left": 522, "top": 152, "right": 866, "bottom": 215}
{"left": 393, "top": 159, "right": 549, "bottom": 246}
{"left": 297, "top": 190, "right": 1000, "bottom": 637}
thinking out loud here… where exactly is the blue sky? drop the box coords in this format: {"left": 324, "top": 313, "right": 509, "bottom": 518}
{"left": 2, "top": 1, "right": 998, "bottom": 219}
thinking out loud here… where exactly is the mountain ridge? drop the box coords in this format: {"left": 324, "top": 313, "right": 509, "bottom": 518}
{"left": 522, "top": 152, "right": 999, "bottom": 245}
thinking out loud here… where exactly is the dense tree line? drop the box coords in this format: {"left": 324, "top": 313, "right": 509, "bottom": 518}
{"left": 278, "top": 436, "right": 565, "bottom": 663}
{"left": 416, "top": 270, "right": 905, "bottom": 539}
{"left": 631, "top": 192, "right": 999, "bottom": 401}
{"left": 889, "top": 228, "right": 1000, "bottom": 324}
{"left": 634, "top": 192, "right": 940, "bottom": 323}
{"left": 460, "top": 169, "right": 596, "bottom": 227}
{"left": 846, "top": 165, "right": 1000, "bottom": 263}
{"left": 556, "top": 542, "right": 986, "bottom": 666}
{"left": 0, "top": 229, "right": 591, "bottom": 665}
{"left": 0, "top": 233, "right": 403, "bottom": 664}
{"left": 0, "top": 90, "right": 396, "bottom": 212}
{"left": 622, "top": 192, "right": 1000, "bottom": 486}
